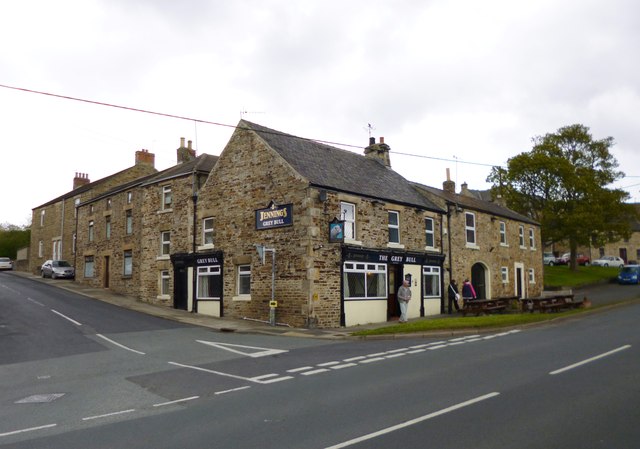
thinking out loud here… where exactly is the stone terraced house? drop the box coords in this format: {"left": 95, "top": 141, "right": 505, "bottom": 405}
{"left": 74, "top": 139, "right": 218, "bottom": 305}
{"left": 29, "top": 149, "right": 157, "bottom": 274}
{"left": 31, "top": 121, "right": 546, "bottom": 329}
{"left": 190, "top": 120, "right": 447, "bottom": 328}
{"left": 412, "top": 175, "right": 543, "bottom": 302}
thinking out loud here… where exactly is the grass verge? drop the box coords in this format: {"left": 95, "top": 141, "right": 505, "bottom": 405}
{"left": 351, "top": 309, "right": 586, "bottom": 337}
{"left": 544, "top": 265, "right": 619, "bottom": 289}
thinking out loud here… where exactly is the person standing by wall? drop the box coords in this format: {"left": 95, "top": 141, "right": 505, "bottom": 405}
{"left": 461, "top": 278, "right": 476, "bottom": 306}
{"left": 448, "top": 279, "right": 461, "bottom": 314}
{"left": 397, "top": 279, "right": 412, "bottom": 323}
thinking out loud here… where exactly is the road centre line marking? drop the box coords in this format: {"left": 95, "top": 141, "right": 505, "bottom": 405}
{"left": 259, "top": 376, "right": 294, "bottom": 384}
{"left": 429, "top": 345, "right": 448, "bottom": 350}
{"left": 82, "top": 409, "right": 136, "bottom": 421}
{"left": 407, "top": 349, "right": 426, "bottom": 354}
{"left": 27, "top": 297, "right": 45, "bottom": 306}
{"left": 287, "top": 366, "right": 314, "bottom": 373}
{"left": 366, "top": 352, "right": 387, "bottom": 358}
{"left": 317, "top": 361, "right": 341, "bottom": 367}
{"left": 331, "top": 363, "right": 357, "bottom": 370}
{"left": 215, "top": 386, "right": 251, "bottom": 395}
{"left": 154, "top": 396, "right": 199, "bottom": 407}
{"left": 251, "top": 373, "right": 280, "bottom": 381}
{"left": 359, "top": 357, "right": 385, "bottom": 364}
{"left": 50, "top": 309, "right": 82, "bottom": 326}
{"left": 96, "top": 334, "right": 146, "bottom": 355}
{"left": 324, "top": 392, "right": 501, "bottom": 449}
{"left": 386, "top": 347, "right": 410, "bottom": 353}
{"left": 550, "top": 345, "right": 632, "bottom": 375}
{"left": 0, "top": 423, "right": 57, "bottom": 438}
{"left": 301, "top": 369, "right": 330, "bottom": 376}
{"left": 343, "top": 356, "right": 366, "bottom": 362}
{"left": 448, "top": 341, "right": 467, "bottom": 346}
{"left": 385, "top": 353, "right": 406, "bottom": 359}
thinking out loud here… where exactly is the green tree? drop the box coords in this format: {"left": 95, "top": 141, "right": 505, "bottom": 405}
{"left": 0, "top": 224, "right": 31, "bottom": 260}
{"left": 487, "top": 124, "right": 638, "bottom": 270}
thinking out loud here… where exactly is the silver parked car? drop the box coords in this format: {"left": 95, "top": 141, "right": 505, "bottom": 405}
{"left": 41, "top": 260, "right": 75, "bottom": 279}
{"left": 591, "top": 256, "right": 625, "bottom": 268}
{"left": 0, "top": 257, "right": 13, "bottom": 271}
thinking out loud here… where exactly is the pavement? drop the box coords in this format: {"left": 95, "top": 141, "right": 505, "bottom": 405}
{"left": 6, "top": 270, "right": 639, "bottom": 340}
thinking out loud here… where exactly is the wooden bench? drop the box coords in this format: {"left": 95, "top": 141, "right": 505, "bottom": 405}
{"left": 462, "top": 298, "right": 510, "bottom": 317}
{"left": 521, "top": 295, "right": 582, "bottom": 313}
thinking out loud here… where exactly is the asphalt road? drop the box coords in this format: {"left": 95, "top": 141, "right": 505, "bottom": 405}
{"left": 1, "top": 273, "right": 638, "bottom": 448}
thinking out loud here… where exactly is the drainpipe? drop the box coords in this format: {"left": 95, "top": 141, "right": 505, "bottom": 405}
{"left": 191, "top": 172, "right": 198, "bottom": 313}
{"left": 447, "top": 203, "right": 454, "bottom": 314}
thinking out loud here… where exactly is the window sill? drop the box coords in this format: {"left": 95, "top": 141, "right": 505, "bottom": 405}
{"left": 156, "top": 295, "right": 170, "bottom": 300}
{"left": 386, "top": 242, "right": 405, "bottom": 249}
{"left": 344, "top": 238, "right": 363, "bottom": 246}
{"left": 465, "top": 243, "right": 480, "bottom": 250}
{"left": 500, "top": 243, "right": 509, "bottom": 248}
{"left": 156, "top": 255, "right": 170, "bottom": 261}
{"left": 424, "top": 246, "right": 439, "bottom": 252}
{"left": 232, "top": 294, "right": 251, "bottom": 302}
{"left": 197, "top": 244, "right": 215, "bottom": 251}
{"left": 157, "top": 209, "right": 173, "bottom": 215}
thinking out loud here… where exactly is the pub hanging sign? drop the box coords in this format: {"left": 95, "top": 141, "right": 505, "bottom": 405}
{"left": 255, "top": 201, "right": 293, "bottom": 230}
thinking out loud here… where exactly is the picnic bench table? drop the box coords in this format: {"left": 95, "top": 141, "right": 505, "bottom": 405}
{"left": 461, "top": 298, "right": 511, "bottom": 316}
{"left": 520, "top": 294, "right": 582, "bottom": 313}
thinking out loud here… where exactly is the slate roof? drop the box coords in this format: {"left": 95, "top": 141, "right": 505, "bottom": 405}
{"left": 412, "top": 182, "right": 540, "bottom": 226}
{"left": 33, "top": 165, "right": 159, "bottom": 210}
{"left": 140, "top": 153, "right": 218, "bottom": 186}
{"left": 241, "top": 120, "right": 444, "bottom": 213}
{"left": 79, "top": 154, "right": 218, "bottom": 206}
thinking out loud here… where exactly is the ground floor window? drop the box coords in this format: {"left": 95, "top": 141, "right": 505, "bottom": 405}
{"left": 237, "top": 264, "right": 251, "bottom": 295}
{"left": 123, "top": 250, "right": 133, "bottom": 276}
{"left": 84, "top": 256, "right": 94, "bottom": 278}
{"left": 198, "top": 265, "right": 222, "bottom": 299}
{"left": 160, "top": 270, "right": 170, "bottom": 296}
{"left": 343, "top": 262, "right": 387, "bottom": 299}
{"left": 422, "top": 265, "right": 440, "bottom": 297}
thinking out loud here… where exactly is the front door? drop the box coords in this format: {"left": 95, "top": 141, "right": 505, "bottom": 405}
{"left": 103, "top": 256, "right": 110, "bottom": 288}
{"left": 471, "top": 263, "right": 486, "bottom": 300}
{"left": 173, "top": 261, "right": 188, "bottom": 310}
{"left": 387, "top": 264, "right": 401, "bottom": 320}
{"left": 619, "top": 248, "right": 628, "bottom": 263}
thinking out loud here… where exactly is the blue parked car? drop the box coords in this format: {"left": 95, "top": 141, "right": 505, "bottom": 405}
{"left": 618, "top": 265, "right": 640, "bottom": 285}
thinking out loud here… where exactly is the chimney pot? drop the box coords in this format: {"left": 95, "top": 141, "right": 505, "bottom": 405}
{"left": 180, "top": 137, "right": 185, "bottom": 148}
{"left": 369, "top": 137, "right": 375, "bottom": 145}
{"left": 379, "top": 137, "right": 385, "bottom": 144}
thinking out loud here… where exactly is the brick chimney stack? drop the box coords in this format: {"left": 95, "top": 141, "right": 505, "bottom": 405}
{"left": 73, "top": 172, "right": 90, "bottom": 189}
{"left": 443, "top": 168, "right": 455, "bottom": 194}
{"left": 364, "top": 136, "right": 391, "bottom": 168}
{"left": 460, "top": 182, "right": 473, "bottom": 197}
{"left": 177, "top": 137, "right": 196, "bottom": 164}
{"left": 135, "top": 149, "right": 155, "bottom": 167}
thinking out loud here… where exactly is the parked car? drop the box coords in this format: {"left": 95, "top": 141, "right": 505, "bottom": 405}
{"left": 591, "top": 255, "right": 625, "bottom": 268}
{"left": 554, "top": 253, "right": 590, "bottom": 266}
{"left": 543, "top": 252, "right": 556, "bottom": 266}
{"left": 618, "top": 265, "right": 640, "bottom": 284}
{"left": 0, "top": 257, "right": 13, "bottom": 271}
{"left": 41, "top": 260, "right": 75, "bottom": 279}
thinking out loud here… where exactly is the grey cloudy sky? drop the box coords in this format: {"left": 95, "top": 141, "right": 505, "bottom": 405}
{"left": 1, "top": 0, "right": 639, "bottom": 226}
